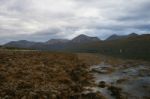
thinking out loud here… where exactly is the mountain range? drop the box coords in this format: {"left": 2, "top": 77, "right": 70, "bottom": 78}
{"left": 3, "top": 33, "right": 150, "bottom": 60}
{"left": 4, "top": 33, "right": 139, "bottom": 48}
{"left": 106, "top": 33, "right": 138, "bottom": 41}
{"left": 4, "top": 34, "right": 101, "bottom": 50}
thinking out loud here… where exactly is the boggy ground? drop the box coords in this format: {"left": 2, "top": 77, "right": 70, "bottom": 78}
{"left": 77, "top": 53, "right": 150, "bottom": 99}
{"left": 1, "top": 51, "right": 149, "bottom": 99}
{"left": 0, "top": 51, "right": 108, "bottom": 99}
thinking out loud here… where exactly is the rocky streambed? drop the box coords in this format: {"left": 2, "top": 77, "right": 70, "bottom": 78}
{"left": 89, "top": 62, "right": 150, "bottom": 99}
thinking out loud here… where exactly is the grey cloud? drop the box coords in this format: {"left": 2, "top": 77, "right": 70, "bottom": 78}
{"left": 0, "top": 0, "right": 150, "bottom": 44}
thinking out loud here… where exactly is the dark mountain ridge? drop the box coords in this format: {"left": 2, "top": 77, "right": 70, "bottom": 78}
{"left": 72, "top": 34, "right": 150, "bottom": 60}
{"left": 4, "top": 40, "right": 38, "bottom": 48}
{"left": 4, "top": 34, "right": 101, "bottom": 50}
{"left": 3, "top": 33, "right": 150, "bottom": 60}
{"left": 71, "top": 34, "right": 100, "bottom": 43}
{"left": 106, "top": 33, "right": 138, "bottom": 41}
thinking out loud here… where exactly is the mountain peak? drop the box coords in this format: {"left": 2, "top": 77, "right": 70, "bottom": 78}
{"left": 71, "top": 34, "right": 100, "bottom": 43}
{"left": 106, "top": 33, "right": 139, "bottom": 41}
{"left": 77, "top": 34, "right": 89, "bottom": 37}
{"left": 128, "top": 33, "right": 138, "bottom": 36}
{"left": 106, "top": 34, "right": 124, "bottom": 41}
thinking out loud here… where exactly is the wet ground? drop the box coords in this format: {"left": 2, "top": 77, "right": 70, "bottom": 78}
{"left": 90, "top": 62, "right": 150, "bottom": 99}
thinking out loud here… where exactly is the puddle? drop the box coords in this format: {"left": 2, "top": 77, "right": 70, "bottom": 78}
{"left": 91, "top": 62, "right": 150, "bottom": 99}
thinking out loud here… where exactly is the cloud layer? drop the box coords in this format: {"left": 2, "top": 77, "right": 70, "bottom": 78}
{"left": 0, "top": 0, "right": 150, "bottom": 44}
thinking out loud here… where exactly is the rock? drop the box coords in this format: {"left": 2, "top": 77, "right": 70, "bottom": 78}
{"left": 98, "top": 81, "right": 106, "bottom": 88}
{"left": 108, "top": 86, "right": 125, "bottom": 99}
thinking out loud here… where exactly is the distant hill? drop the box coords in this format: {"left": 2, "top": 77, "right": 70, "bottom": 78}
{"left": 4, "top": 34, "right": 100, "bottom": 50}
{"left": 71, "top": 34, "right": 100, "bottom": 43}
{"left": 72, "top": 34, "right": 150, "bottom": 60}
{"left": 4, "top": 40, "right": 38, "bottom": 49}
{"left": 106, "top": 33, "right": 138, "bottom": 41}
{"left": 3, "top": 33, "right": 150, "bottom": 60}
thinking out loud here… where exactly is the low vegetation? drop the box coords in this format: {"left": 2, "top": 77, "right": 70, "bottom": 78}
{"left": 1, "top": 50, "right": 149, "bottom": 98}
{"left": 0, "top": 51, "right": 96, "bottom": 98}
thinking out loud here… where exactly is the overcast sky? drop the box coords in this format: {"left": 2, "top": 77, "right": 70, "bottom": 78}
{"left": 0, "top": 0, "right": 150, "bottom": 44}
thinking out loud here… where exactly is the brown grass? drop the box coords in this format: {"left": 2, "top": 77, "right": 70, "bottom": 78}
{"left": 77, "top": 53, "right": 150, "bottom": 67}
{"left": 0, "top": 51, "right": 93, "bottom": 98}
{"left": 77, "top": 53, "right": 102, "bottom": 65}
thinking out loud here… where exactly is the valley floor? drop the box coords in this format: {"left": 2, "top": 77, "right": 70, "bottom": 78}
{"left": 0, "top": 50, "right": 149, "bottom": 99}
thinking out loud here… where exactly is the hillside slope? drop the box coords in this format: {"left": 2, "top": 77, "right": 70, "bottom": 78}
{"left": 72, "top": 34, "right": 150, "bottom": 60}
